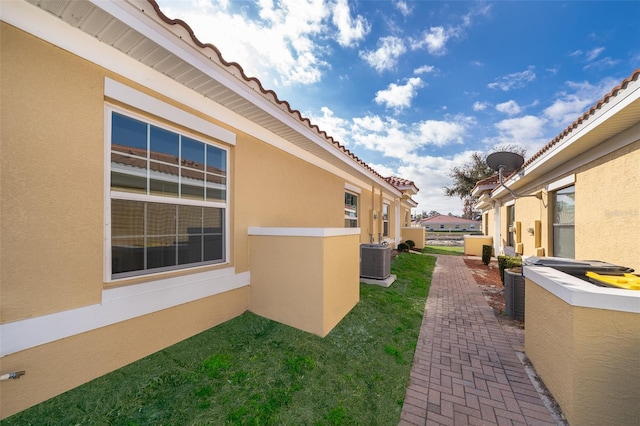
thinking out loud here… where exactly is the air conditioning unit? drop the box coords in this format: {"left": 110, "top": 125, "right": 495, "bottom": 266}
{"left": 360, "top": 244, "right": 391, "bottom": 279}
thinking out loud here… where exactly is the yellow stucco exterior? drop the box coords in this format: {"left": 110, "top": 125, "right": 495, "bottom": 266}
{"left": 248, "top": 230, "right": 360, "bottom": 337}
{"left": 525, "top": 276, "right": 640, "bottom": 426}
{"left": 0, "top": 4, "right": 420, "bottom": 418}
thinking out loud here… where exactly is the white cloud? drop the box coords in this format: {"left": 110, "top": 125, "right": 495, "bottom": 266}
{"left": 473, "top": 101, "right": 489, "bottom": 111}
{"left": 411, "top": 26, "right": 450, "bottom": 55}
{"left": 586, "top": 46, "right": 605, "bottom": 61}
{"left": 490, "top": 115, "right": 548, "bottom": 153}
{"left": 495, "top": 100, "right": 522, "bottom": 115}
{"left": 414, "top": 65, "right": 436, "bottom": 75}
{"left": 360, "top": 36, "right": 407, "bottom": 72}
{"left": 331, "top": 0, "right": 371, "bottom": 47}
{"left": 157, "top": 0, "right": 332, "bottom": 87}
{"left": 488, "top": 67, "right": 536, "bottom": 91}
{"left": 307, "top": 106, "right": 352, "bottom": 145}
{"left": 374, "top": 78, "right": 424, "bottom": 111}
{"left": 542, "top": 77, "right": 619, "bottom": 128}
{"left": 394, "top": 0, "right": 412, "bottom": 17}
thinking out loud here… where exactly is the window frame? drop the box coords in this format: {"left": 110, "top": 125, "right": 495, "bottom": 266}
{"left": 382, "top": 202, "right": 390, "bottom": 237}
{"left": 506, "top": 204, "right": 516, "bottom": 247}
{"left": 551, "top": 184, "right": 575, "bottom": 258}
{"left": 344, "top": 191, "right": 359, "bottom": 228}
{"left": 105, "top": 105, "right": 230, "bottom": 282}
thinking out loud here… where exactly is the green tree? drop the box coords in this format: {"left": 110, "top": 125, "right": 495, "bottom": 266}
{"left": 444, "top": 145, "right": 526, "bottom": 219}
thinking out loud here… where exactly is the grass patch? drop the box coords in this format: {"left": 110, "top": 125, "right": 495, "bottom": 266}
{"left": 4, "top": 253, "right": 434, "bottom": 425}
{"left": 421, "top": 245, "right": 464, "bottom": 256}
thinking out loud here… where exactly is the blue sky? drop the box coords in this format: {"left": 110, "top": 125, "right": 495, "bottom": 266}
{"left": 155, "top": 0, "right": 640, "bottom": 215}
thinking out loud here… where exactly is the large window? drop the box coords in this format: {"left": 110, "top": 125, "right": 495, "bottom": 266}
{"left": 109, "top": 111, "right": 227, "bottom": 279}
{"left": 344, "top": 192, "right": 358, "bottom": 228}
{"left": 552, "top": 185, "right": 575, "bottom": 258}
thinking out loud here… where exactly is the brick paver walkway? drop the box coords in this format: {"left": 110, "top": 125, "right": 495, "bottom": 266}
{"left": 400, "top": 255, "right": 557, "bottom": 426}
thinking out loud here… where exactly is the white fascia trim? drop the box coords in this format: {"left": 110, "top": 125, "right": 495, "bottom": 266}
{"left": 105, "top": 78, "right": 235, "bottom": 145}
{"left": 547, "top": 174, "right": 575, "bottom": 192}
{"left": 345, "top": 183, "right": 362, "bottom": 194}
{"left": 3, "top": 1, "right": 383, "bottom": 194}
{"left": 95, "top": 0, "right": 397, "bottom": 193}
{"left": 248, "top": 227, "right": 361, "bottom": 237}
{"left": 524, "top": 266, "right": 640, "bottom": 313}
{"left": 0, "top": 268, "right": 250, "bottom": 357}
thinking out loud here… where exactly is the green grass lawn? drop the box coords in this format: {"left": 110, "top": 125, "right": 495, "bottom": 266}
{"left": 421, "top": 245, "right": 464, "bottom": 256}
{"left": 5, "top": 253, "right": 434, "bottom": 426}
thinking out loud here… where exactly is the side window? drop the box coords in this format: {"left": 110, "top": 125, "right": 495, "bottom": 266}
{"left": 506, "top": 205, "right": 515, "bottom": 247}
{"left": 382, "top": 203, "right": 390, "bottom": 236}
{"left": 552, "top": 185, "right": 575, "bottom": 258}
{"left": 109, "top": 110, "right": 228, "bottom": 279}
{"left": 344, "top": 192, "right": 358, "bottom": 228}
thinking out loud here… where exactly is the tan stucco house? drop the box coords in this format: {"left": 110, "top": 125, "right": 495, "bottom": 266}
{"left": 472, "top": 69, "right": 640, "bottom": 426}
{"left": 473, "top": 69, "right": 639, "bottom": 272}
{"left": 0, "top": 0, "right": 421, "bottom": 417}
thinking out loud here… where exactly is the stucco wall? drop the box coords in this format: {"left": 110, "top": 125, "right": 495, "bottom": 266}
{"left": 525, "top": 279, "right": 640, "bottom": 426}
{"left": 248, "top": 231, "right": 360, "bottom": 336}
{"left": 1, "top": 23, "right": 105, "bottom": 321}
{"left": 575, "top": 140, "right": 640, "bottom": 271}
{"left": 0, "top": 287, "right": 249, "bottom": 419}
{"left": 402, "top": 227, "right": 425, "bottom": 249}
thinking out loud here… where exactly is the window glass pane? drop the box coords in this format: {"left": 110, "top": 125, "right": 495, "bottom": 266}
{"left": 206, "top": 174, "right": 226, "bottom": 202}
{"left": 111, "top": 200, "right": 145, "bottom": 274}
{"left": 181, "top": 170, "right": 205, "bottom": 200}
{"left": 112, "top": 113, "right": 147, "bottom": 152}
{"left": 182, "top": 137, "right": 205, "bottom": 170}
{"left": 553, "top": 225, "right": 575, "bottom": 258}
{"left": 149, "top": 126, "right": 179, "bottom": 163}
{"left": 204, "top": 208, "right": 224, "bottom": 261}
{"left": 207, "top": 145, "right": 226, "bottom": 176}
{"left": 178, "top": 205, "right": 203, "bottom": 265}
{"left": 554, "top": 187, "right": 575, "bottom": 224}
{"left": 146, "top": 237, "right": 176, "bottom": 269}
{"left": 149, "top": 162, "right": 179, "bottom": 197}
{"left": 111, "top": 155, "right": 147, "bottom": 193}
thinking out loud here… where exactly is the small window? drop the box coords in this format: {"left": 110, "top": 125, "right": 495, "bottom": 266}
{"left": 506, "top": 205, "right": 515, "bottom": 247}
{"left": 552, "top": 185, "right": 575, "bottom": 258}
{"left": 344, "top": 192, "right": 358, "bottom": 228}
{"left": 440, "top": 224, "right": 444, "bottom": 230}
{"left": 109, "top": 110, "right": 227, "bottom": 279}
{"left": 382, "top": 203, "right": 390, "bottom": 236}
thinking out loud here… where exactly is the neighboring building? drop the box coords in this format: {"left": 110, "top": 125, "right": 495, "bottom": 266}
{"left": 472, "top": 68, "right": 639, "bottom": 272}
{"left": 417, "top": 214, "right": 482, "bottom": 232}
{"left": 0, "top": 0, "right": 419, "bottom": 417}
{"left": 472, "top": 69, "right": 640, "bottom": 426}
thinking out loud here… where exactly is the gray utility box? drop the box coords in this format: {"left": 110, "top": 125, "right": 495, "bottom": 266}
{"left": 360, "top": 244, "right": 391, "bottom": 279}
{"left": 504, "top": 267, "right": 525, "bottom": 321}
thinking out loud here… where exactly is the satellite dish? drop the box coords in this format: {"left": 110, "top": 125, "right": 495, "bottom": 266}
{"left": 486, "top": 151, "right": 524, "bottom": 172}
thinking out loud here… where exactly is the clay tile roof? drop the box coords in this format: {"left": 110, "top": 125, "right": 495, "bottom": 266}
{"left": 146, "top": 0, "right": 405, "bottom": 189}
{"left": 385, "top": 176, "right": 417, "bottom": 189}
{"left": 475, "top": 174, "right": 499, "bottom": 185}
{"left": 522, "top": 68, "right": 640, "bottom": 169}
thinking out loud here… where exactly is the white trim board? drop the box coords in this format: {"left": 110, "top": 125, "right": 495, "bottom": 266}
{"left": 524, "top": 266, "right": 640, "bottom": 313}
{"left": 248, "top": 227, "right": 361, "bottom": 237}
{"left": 0, "top": 269, "right": 250, "bottom": 357}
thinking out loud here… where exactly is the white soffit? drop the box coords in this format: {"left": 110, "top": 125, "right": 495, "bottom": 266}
{"left": 17, "top": 0, "right": 399, "bottom": 195}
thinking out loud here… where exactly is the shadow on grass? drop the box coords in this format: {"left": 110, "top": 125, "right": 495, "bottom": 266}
{"left": 4, "top": 254, "right": 435, "bottom": 426}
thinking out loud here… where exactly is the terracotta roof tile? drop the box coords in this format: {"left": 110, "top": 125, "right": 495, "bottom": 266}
{"left": 522, "top": 68, "right": 640, "bottom": 169}
{"left": 146, "top": 0, "right": 401, "bottom": 187}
